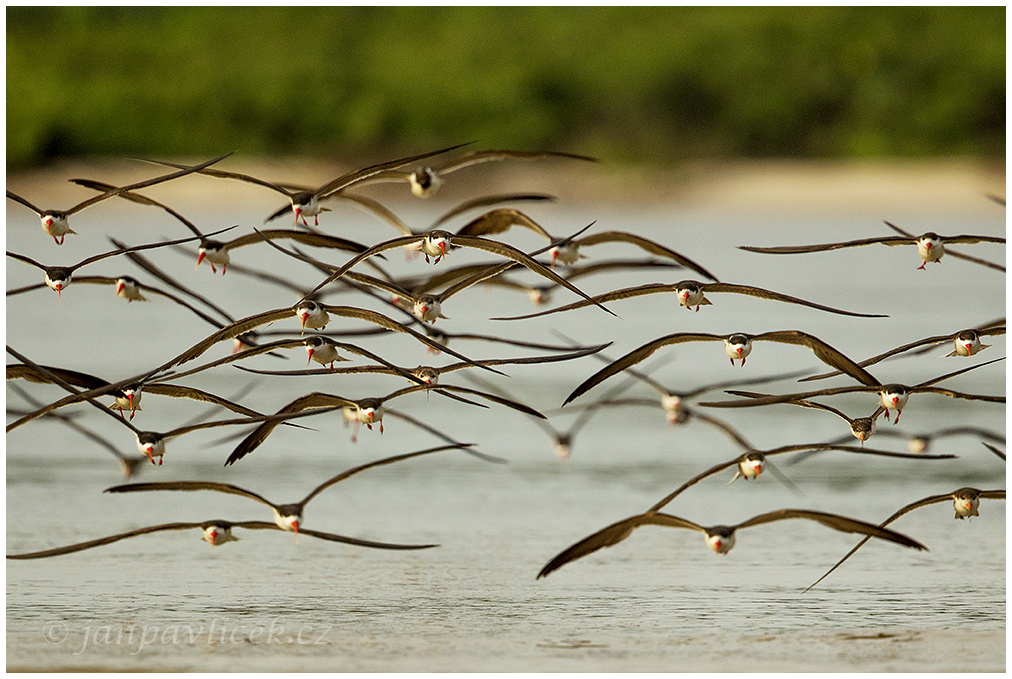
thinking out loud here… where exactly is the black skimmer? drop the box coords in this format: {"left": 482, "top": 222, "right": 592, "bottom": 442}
{"left": 5, "top": 225, "right": 236, "bottom": 300}
{"left": 6, "top": 274, "right": 234, "bottom": 329}
{"left": 739, "top": 227, "right": 1005, "bottom": 270}
{"left": 151, "top": 336, "right": 426, "bottom": 388}
{"left": 361, "top": 148, "right": 597, "bottom": 199}
{"left": 224, "top": 383, "right": 545, "bottom": 465}
{"left": 6, "top": 345, "right": 340, "bottom": 465}
{"left": 7, "top": 384, "right": 148, "bottom": 479}
{"left": 793, "top": 426, "right": 1006, "bottom": 467}
{"left": 7, "top": 519, "right": 438, "bottom": 559}
{"left": 143, "top": 143, "right": 470, "bottom": 227}
{"left": 804, "top": 488, "right": 1005, "bottom": 593}
{"left": 153, "top": 300, "right": 509, "bottom": 378}
{"left": 563, "top": 330, "right": 880, "bottom": 405}
{"left": 493, "top": 278, "right": 888, "bottom": 320}
{"left": 5, "top": 153, "right": 231, "bottom": 244}
{"left": 644, "top": 443, "right": 957, "bottom": 514}
{"left": 70, "top": 180, "right": 377, "bottom": 275}
{"left": 296, "top": 229, "right": 618, "bottom": 317}
{"left": 536, "top": 508, "right": 927, "bottom": 580}
{"left": 700, "top": 357, "right": 1006, "bottom": 424}
{"left": 7, "top": 362, "right": 284, "bottom": 422}
{"left": 104, "top": 444, "right": 469, "bottom": 541}
{"left": 800, "top": 320, "right": 1006, "bottom": 382}
{"left": 883, "top": 220, "right": 1005, "bottom": 272}
{"left": 762, "top": 399, "right": 886, "bottom": 443}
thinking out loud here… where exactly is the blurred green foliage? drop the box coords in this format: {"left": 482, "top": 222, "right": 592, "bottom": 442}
{"left": 6, "top": 6, "right": 1005, "bottom": 169}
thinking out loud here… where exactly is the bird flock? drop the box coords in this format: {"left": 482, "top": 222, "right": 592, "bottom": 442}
{"left": 5, "top": 145, "right": 1006, "bottom": 594}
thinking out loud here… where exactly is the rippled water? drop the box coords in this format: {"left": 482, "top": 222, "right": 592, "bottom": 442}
{"left": 6, "top": 171, "right": 1006, "bottom": 670}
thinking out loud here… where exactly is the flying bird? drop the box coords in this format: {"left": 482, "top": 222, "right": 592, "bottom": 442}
{"left": 6, "top": 153, "right": 232, "bottom": 244}
{"left": 360, "top": 148, "right": 597, "bottom": 199}
{"left": 804, "top": 488, "right": 1005, "bottom": 593}
{"left": 536, "top": 508, "right": 927, "bottom": 580}
{"left": 739, "top": 226, "right": 1005, "bottom": 270}
{"left": 563, "top": 330, "right": 880, "bottom": 405}
{"left": 6, "top": 226, "right": 236, "bottom": 300}
{"left": 7, "top": 519, "right": 438, "bottom": 559}
{"left": 699, "top": 357, "right": 1006, "bottom": 424}
{"left": 104, "top": 444, "right": 469, "bottom": 540}
{"left": 800, "top": 321, "right": 1006, "bottom": 382}
{"left": 492, "top": 279, "right": 887, "bottom": 320}
{"left": 141, "top": 143, "right": 470, "bottom": 227}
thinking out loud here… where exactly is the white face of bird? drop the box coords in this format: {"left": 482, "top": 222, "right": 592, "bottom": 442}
{"left": 275, "top": 513, "right": 300, "bottom": 533}
{"left": 879, "top": 387, "right": 909, "bottom": 413}
{"left": 549, "top": 243, "right": 580, "bottom": 268}
{"left": 413, "top": 367, "right": 439, "bottom": 385}
{"left": 295, "top": 195, "right": 320, "bottom": 216}
{"left": 706, "top": 531, "right": 736, "bottom": 554}
{"left": 413, "top": 296, "right": 441, "bottom": 322}
{"left": 296, "top": 302, "right": 330, "bottom": 330}
{"left": 954, "top": 331, "right": 982, "bottom": 357}
{"left": 740, "top": 455, "right": 765, "bottom": 480}
{"left": 953, "top": 491, "right": 980, "bottom": 519}
{"left": 917, "top": 233, "right": 943, "bottom": 262}
{"left": 304, "top": 338, "right": 339, "bottom": 366}
{"left": 202, "top": 524, "right": 235, "bottom": 547}
{"left": 44, "top": 272, "right": 70, "bottom": 299}
{"left": 41, "top": 213, "right": 71, "bottom": 237}
{"left": 554, "top": 442, "right": 571, "bottom": 460}
{"left": 117, "top": 388, "right": 141, "bottom": 413}
{"left": 723, "top": 335, "right": 752, "bottom": 365}
{"left": 906, "top": 436, "right": 930, "bottom": 454}
{"left": 422, "top": 233, "right": 450, "bottom": 260}
{"left": 135, "top": 434, "right": 166, "bottom": 464}
{"left": 114, "top": 277, "right": 145, "bottom": 300}
{"left": 676, "top": 284, "right": 704, "bottom": 308}
{"left": 851, "top": 418, "right": 876, "bottom": 441}
{"left": 357, "top": 405, "right": 384, "bottom": 425}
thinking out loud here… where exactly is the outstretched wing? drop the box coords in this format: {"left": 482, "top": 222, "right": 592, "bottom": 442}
{"left": 7, "top": 522, "right": 204, "bottom": 559}
{"left": 537, "top": 512, "right": 703, "bottom": 579}
{"left": 105, "top": 481, "right": 276, "bottom": 510}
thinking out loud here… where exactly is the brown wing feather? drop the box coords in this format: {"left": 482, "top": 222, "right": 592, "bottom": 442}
{"left": 7, "top": 522, "right": 205, "bottom": 559}
{"left": 574, "top": 231, "right": 719, "bottom": 281}
{"left": 492, "top": 284, "right": 676, "bottom": 321}
{"left": 298, "top": 444, "right": 467, "bottom": 507}
{"left": 704, "top": 283, "right": 887, "bottom": 318}
{"left": 734, "top": 509, "right": 927, "bottom": 549}
{"left": 739, "top": 235, "right": 915, "bottom": 254}
{"left": 223, "top": 393, "right": 352, "bottom": 466}
{"left": 451, "top": 234, "right": 617, "bottom": 316}
{"left": 104, "top": 481, "right": 276, "bottom": 510}
{"left": 754, "top": 330, "right": 881, "bottom": 387}
{"left": 537, "top": 512, "right": 704, "bottom": 578}
{"left": 564, "top": 333, "right": 724, "bottom": 404}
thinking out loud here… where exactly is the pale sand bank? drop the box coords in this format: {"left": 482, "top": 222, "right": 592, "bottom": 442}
{"left": 6, "top": 158, "right": 1005, "bottom": 213}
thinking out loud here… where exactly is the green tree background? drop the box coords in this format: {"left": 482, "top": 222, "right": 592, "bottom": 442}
{"left": 7, "top": 6, "right": 1005, "bottom": 169}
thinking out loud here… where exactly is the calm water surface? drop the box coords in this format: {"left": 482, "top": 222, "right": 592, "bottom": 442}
{"left": 6, "top": 177, "right": 1006, "bottom": 671}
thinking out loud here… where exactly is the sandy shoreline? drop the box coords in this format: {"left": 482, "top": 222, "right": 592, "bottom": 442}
{"left": 6, "top": 157, "right": 1005, "bottom": 212}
